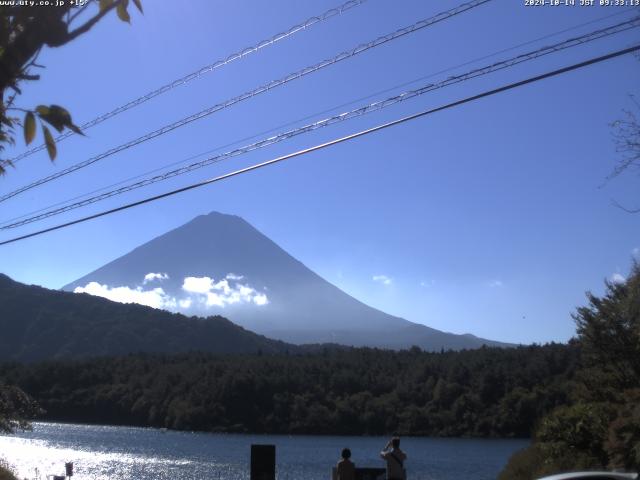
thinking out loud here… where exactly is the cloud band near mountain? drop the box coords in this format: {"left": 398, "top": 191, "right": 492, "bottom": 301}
{"left": 73, "top": 273, "right": 268, "bottom": 312}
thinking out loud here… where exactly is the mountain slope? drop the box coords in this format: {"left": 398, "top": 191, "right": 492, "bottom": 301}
{"left": 63, "top": 211, "right": 511, "bottom": 350}
{"left": 0, "top": 273, "right": 292, "bottom": 362}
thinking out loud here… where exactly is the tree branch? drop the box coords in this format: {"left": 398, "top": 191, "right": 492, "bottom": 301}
{"left": 68, "top": 0, "right": 95, "bottom": 25}
{"left": 64, "top": 0, "right": 122, "bottom": 44}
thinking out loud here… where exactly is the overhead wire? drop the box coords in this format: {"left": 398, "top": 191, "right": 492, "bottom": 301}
{"left": 0, "top": 0, "right": 491, "bottom": 204}
{"left": 0, "top": 8, "right": 635, "bottom": 228}
{"left": 9, "top": 0, "right": 368, "bottom": 164}
{"left": 1, "top": 43, "right": 637, "bottom": 247}
{"left": 2, "top": 16, "right": 638, "bottom": 230}
{"left": 35, "top": 6, "right": 635, "bottom": 215}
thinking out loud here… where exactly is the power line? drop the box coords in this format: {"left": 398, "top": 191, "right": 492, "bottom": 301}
{"left": 1, "top": 44, "right": 637, "bottom": 247}
{"left": 8, "top": 7, "right": 631, "bottom": 230}
{"left": 3, "top": 16, "right": 638, "bottom": 230}
{"left": 6, "top": 6, "right": 631, "bottom": 232}
{"left": 8, "top": 0, "right": 368, "bottom": 164}
{"left": 340, "top": 7, "right": 639, "bottom": 111}
{"left": 0, "top": 0, "right": 491, "bottom": 205}
{"left": 7, "top": 5, "right": 625, "bottom": 228}
{"left": 3, "top": 6, "right": 637, "bottom": 230}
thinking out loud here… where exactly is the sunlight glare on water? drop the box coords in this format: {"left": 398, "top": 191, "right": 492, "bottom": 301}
{"left": 0, "top": 422, "right": 528, "bottom": 480}
{"left": 0, "top": 436, "right": 203, "bottom": 480}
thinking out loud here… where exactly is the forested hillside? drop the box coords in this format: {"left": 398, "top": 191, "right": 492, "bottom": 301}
{"left": 0, "top": 343, "right": 577, "bottom": 437}
{"left": 499, "top": 264, "right": 640, "bottom": 478}
{"left": 0, "top": 274, "right": 292, "bottom": 361}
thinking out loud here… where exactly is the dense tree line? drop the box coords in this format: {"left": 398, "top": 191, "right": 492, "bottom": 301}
{"left": 0, "top": 343, "right": 578, "bottom": 438}
{"left": 499, "top": 263, "right": 640, "bottom": 479}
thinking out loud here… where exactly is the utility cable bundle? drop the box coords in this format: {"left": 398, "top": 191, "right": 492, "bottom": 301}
{"left": 0, "top": 0, "right": 490, "bottom": 204}
{"left": 9, "top": 0, "right": 368, "bottom": 164}
{"left": 2, "top": 15, "right": 637, "bottom": 231}
{"left": 1, "top": 1, "right": 637, "bottom": 246}
{"left": 1, "top": 44, "right": 638, "bottom": 246}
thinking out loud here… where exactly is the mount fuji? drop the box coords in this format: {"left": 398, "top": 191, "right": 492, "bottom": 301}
{"left": 63, "top": 212, "right": 511, "bottom": 350}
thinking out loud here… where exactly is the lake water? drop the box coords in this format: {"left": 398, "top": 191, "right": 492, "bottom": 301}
{"left": 0, "top": 422, "right": 528, "bottom": 480}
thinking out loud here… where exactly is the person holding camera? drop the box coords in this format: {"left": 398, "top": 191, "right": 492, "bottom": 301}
{"left": 380, "top": 436, "right": 406, "bottom": 480}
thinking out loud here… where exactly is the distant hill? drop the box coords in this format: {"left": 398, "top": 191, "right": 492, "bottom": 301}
{"left": 0, "top": 273, "right": 292, "bottom": 362}
{"left": 63, "top": 211, "right": 512, "bottom": 351}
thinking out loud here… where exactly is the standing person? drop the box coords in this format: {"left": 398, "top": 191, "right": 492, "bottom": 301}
{"left": 336, "top": 448, "right": 356, "bottom": 480}
{"left": 380, "top": 436, "right": 406, "bottom": 480}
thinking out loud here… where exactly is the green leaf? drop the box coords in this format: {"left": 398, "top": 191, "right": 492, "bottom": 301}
{"left": 24, "top": 112, "right": 36, "bottom": 145}
{"left": 35, "top": 105, "right": 50, "bottom": 116}
{"left": 132, "top": 0, "right": 143, "bottom": 13}
{"left": 50, "top": 105, "right": 72, "bottom": 124}
{"left": 37, "top": 104, "right": 81, "bottom": 135}
{"left": 99, "top": 0, "right": 113, "bottom": 12}
{"left": 38, "top": 115, "right": 63, "bottom": 133}
{"left": 43, "top": 126, "right": 57, "bottom": 161}
{"left": 68, "top": 123, "right": 84, "bottom": 136}
{"left": 117, "top": 0, "right": 130, "bottom": 23}
{"left": 42, "top": 116, "right": 65, "bottom": 133}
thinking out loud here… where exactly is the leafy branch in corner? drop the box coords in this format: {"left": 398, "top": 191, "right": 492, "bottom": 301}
{"left": 21, "top": 104, "right": 84, "bottom": 161}
{"left": 0, "top": 0, "right": 143, "bottom": 175}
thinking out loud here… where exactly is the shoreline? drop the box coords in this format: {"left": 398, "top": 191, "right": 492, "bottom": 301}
{"left": 17, "top": 420, "right": 532, "bottom": 441}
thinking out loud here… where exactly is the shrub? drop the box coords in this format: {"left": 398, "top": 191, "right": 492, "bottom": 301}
{"left": 0, "top": 460, "right": 18, "bottom": 480}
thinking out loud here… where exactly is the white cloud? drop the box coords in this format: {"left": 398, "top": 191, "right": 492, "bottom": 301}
{"left": 372, "top": 275, "right": 392, "bottom": 285}
{"left": 179, "top": 298, "right": 192, "bottom": 309}
{"left": 74, "top": 282, "right": 176, "bottom": 310}
{"left": 182, "top": 275, "right": 268, "bottom": 308}
{"left": 182, "top": 276, "right": 215, "bottom": 294}
{"left": 420, "top": 280, "right": 435, "bottom": 288}
{"left": 75, "top": 273, "right": 268, "bottom": 313}
{"left": 204, "top": 292, "right": 225, "bottom": 307}
{"left": 254, "top": 294, "right": 268, "bottom": 306}
{"left": 633, "top": 247, "right": 639, "bottom": 258}
{"left": 610, "top": 273, "right": 626, "bottom": 284}
{"left": 489, "top": 280, "right": 504, "bottom": 288}
{"left": 143, "top": 272, "right": 169, "bottom": 284}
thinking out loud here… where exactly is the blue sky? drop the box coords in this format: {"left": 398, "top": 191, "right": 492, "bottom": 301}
{"left": 1, "top": 0, "right": 639, "bottom": 344}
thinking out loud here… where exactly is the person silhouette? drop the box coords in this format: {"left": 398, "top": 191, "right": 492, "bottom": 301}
{"left": 380, "top": 436, "right": 406, "bottom": 480}
{"left": 336, "top": 447, "right": 356, "bottom": 480}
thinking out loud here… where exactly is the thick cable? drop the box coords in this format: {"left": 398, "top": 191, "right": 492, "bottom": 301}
{"left": 0, "top": 0, "right": 491, "bottom": 204}
{"left": 3, "top": 17, "right": 638, "bottom": 230}
{"left": 9, "top": 0, "right": 368, "bottom": 164}
{"left": 1, "top": 44, "right": 637, "bottom": 246}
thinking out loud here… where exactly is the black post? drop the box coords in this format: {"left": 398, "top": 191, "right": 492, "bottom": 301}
{"left": 250, "top": 444, "right": 275, "bottom": 480}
